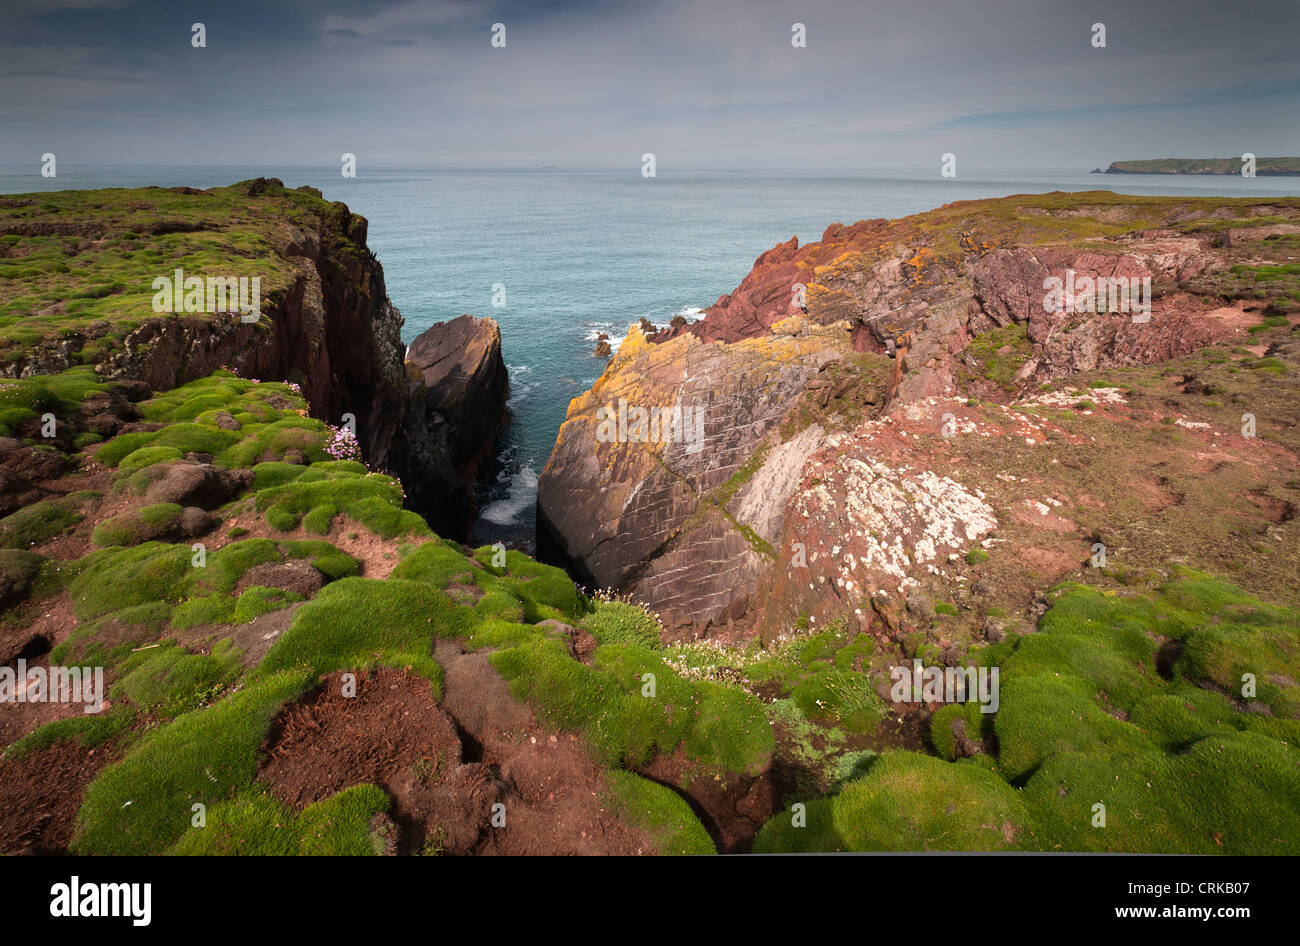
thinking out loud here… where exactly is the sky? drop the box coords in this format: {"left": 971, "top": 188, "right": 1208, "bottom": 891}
{"left": 1, "top": 0, "right": 1298, "bottom": 170}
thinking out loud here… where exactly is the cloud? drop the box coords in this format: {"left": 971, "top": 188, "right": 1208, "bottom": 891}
{"left": 0, "top": 0, "right": 1295, "bottom": 166}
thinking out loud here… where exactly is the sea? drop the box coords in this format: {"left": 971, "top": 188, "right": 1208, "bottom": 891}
{"left": 4, "top": 164, "right": 1299, "bottom": 549}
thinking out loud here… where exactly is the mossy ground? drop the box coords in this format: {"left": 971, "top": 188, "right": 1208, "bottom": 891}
{"left": 3, "top": 368, "right": 724, "bottom": 854}
{"left": 755, "top": 572, "right": 1300, "bottom": 853}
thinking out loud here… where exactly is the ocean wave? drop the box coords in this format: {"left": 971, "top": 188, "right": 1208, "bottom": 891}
{"left": 479, "top": 465, "right": 539, "bottom": 526}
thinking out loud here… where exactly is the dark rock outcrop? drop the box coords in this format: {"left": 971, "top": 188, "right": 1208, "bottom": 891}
{"left": 400, "top": 315, "right": 509, "bottom": 540}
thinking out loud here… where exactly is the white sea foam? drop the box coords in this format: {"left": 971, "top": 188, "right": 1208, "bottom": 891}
{"left": 479, "top": 465, "right": 539, "bottom": 525}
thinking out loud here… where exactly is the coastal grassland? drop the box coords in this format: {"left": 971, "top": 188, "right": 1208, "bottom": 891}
{"left": 65, "top": 533, "right": 725, "bottom": 854}
{"left": 490, "top": 635, "right": 774, "bottom": 773}
{"left": 0, "top": 364, "right": 109, "bottom": 435}
{"left": 1106, "top": 157, "right": 1300, "bottom": 175}
{"left": 0, "top": 180, "right": 362, "bottom": 362}
{"left": 798, "top": 193, "right": 1300, "bottom": 276}
{"left": 755, "top": 572, "right": 1300, "bottom": 853}
{"left": 88, "top": 370, "right": 428, "bottom": 541}
{"left": 70, "top": 668, "right": 315, "bottom": 855}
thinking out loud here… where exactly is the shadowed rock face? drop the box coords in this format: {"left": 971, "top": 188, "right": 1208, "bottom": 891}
{"left": 537, "top": 192, "right": 1300, "bottom": 636}
{"left": 401, "top": 315, "right": 509, "bottom": 540}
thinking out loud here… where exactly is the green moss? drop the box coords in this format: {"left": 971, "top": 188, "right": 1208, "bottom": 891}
{"left": 3, "top": 705, "right": 136, "bottom": 761}
{"left": 0, "top": 548, "right": 44, "bottom": 604}
{"left": 280, "top": 539, "right": 361, "bottom": 582}
{"left": 253, "top": 465, "right": 426, "bottom": 539}
{"left": 759, "top": 570, "right": 1300, "bottom": 853}
{"left": 171, "top": 594, "right": 236, "bottom": 630}
{"left": 117, "top": 445, "right": 182, "bottom": 472}
{"left": 112, "top": 639, "right": 242, "bottom": 718}
{"left": 930, "top": 700, "right": 991, "bottom": 761}
{"left": 473, "top": 590, "right": 526, "bottom": 622}
{"left": 0, "top": 499, "right": 81, "bottom": 549}
{"left": 250, "top": 460, "right": 311, "bottom": 491}
{"left": 256, "top": 578, "right": 470, "bottom": 688}
{"left": 831, "top": 751, "right": 1030, "bottom": 851}
{"left": 95, "top": 431, "right": 162, "bottom": 467}
{"left": 601, "top": 769, "right": 715, "bottom": 855}
{"left": 752, "top": 797, "right": 843, "bottom": 853}
{"left": 491, "top": 638, "right": 773, "bottom": 774}
{"left": 233, "top": 585, "right": 304, "bottom": 623}
{"left": 390, "top": 540, "right": 476, "bottom": 587}
{"left": 68, "top": 542, "right": 191, "bottom": 620}
{"left": 168, "top": 784, "right": 390, "bottom": 856}
{"left": 152, "top": 422, "right": 241, "bottom": 457}
{"left": 221, "top": 418, "right": 327, "bottom": 468}
{"left": 474, "top": 547, "right": 581, "bottom": 620}
{"left": 1021, "top": 732, "right": 1300, "bottom": 854}
{"left": 91, "top": 502, "right": 183, "bottom": 547}
{"left": 72, "top": 668, "right": 312, "bottom": 855}
{"left": 51, "top": 601, "right": 172, "bottom": 666}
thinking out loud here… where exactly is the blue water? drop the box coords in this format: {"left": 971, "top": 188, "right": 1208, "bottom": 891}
{"left": 5, "top": 164, "right": 1300, "bottom": 545}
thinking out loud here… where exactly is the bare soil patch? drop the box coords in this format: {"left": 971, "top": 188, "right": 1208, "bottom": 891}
{"left": 258, "top": 663, "right": 654, "bottom": 855}
{"left": 0, "top": 736, "right": 118, "bottom": 855}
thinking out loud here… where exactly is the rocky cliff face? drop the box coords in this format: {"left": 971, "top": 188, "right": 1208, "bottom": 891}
{"left": 539, "top": 192, "right": 1300, "bottom": 641}
{"left": 1, "top": 179, "right": 409, "bottom": 470}
{"left": 401, "top": 314, "right": 509, "bottom": 539}
{"left": 0, "top": 179, "right": 508, "bottom": 538}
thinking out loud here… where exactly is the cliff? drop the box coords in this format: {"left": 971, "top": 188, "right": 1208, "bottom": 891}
{"left": 0, "top": 182, "right": 727, "bottom": 856}
{"left": 539, "top": 191, "right": 1300, "bottom": 640}
{"left": 0, "top": 179, "right": 507, "bottom": 539}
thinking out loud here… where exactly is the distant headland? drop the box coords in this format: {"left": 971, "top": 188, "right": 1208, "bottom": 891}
{"left": 1091, "top": 157, "right": 1300, "bottom": 175}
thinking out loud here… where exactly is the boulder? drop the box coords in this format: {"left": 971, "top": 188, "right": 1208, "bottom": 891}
{"left": 142, "top": 461, "right": 253, "bottom": 508}
{"left": 236, "top": 559, "right": 325, "bottom": 598}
